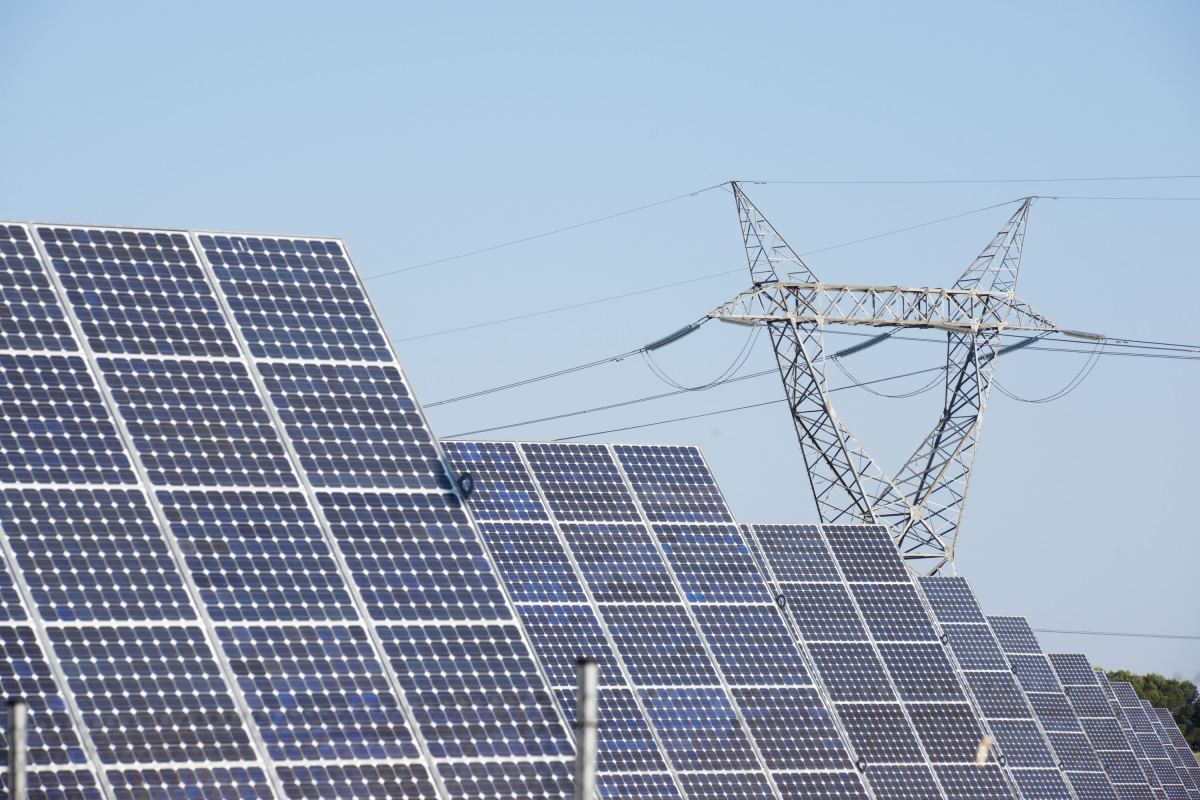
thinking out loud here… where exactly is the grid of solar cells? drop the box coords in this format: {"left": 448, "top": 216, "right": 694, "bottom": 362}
{"left": 988, "top": 617, "right": 1122, "bottom": 800}
{"left": 191, "top": 233, "right": 578, "bottom": 794}
{"left": 452, "top": 442, "right": 873, "bottom": 798}
{"left": 107, "top": 766, "right": 275, "bottom": 799}
{"left": 1148, "top": 706, "right": 1200, "bottom": 796}
{"left": 755, "top": 522, "right": 1020, "bottom": 799}
{"left": 1141, "top": 702, "right": 1193, "bottom": 800}
{"left": 0, "top": 224, "right": 76, "bottom": 352}
{"left": 1048, "top": 654, "right": 1159, "bottom": 799}
{"left": 920, "top": 577, "right": 1073, "bottom": 798}
{"left": 1106, "top": 678, "right": 1188, "bottom": 798}
{"left": 2, "top": 768, "right": 103, "bottom": 799}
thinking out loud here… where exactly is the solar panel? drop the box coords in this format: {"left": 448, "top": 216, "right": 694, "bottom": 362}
{"left": 987, "top": 617, "right": 1122, "bottom": 799}
{"left": 748, "top": 523, "right": 1019, "bottom": 799}
{"left": 448, "top": 441, "right": 871, "bottom": 797}
{"left": 1102, "top": 676, "right": 1191, "bottom": 798}
{"left": 0, "top": 222, "right": 579, "bottom": 799}
{"left": 918, "top": 577, "right": 1082, "bottom": 798}
{"left": 1147, "top": 705, "right": 1200, "bottom": 796}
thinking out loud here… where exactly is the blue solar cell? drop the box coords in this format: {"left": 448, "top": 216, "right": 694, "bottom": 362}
{"left": 988, "top": 719, "right": 1056, "bottom": 768}
{"left": 963, "top": 671, "right": 1032, "bottom": 718}
{"left": 905, "top": 702, "right": 987, "bottom": 762}
{"left": 0, "top": 553, "right": 26, "bottom": 622}
{"left": 520, "top": 604, "right": 616, "bottom": 688}
{"left": 734, "top": 686, "right": 853, "bottom": 770}
{"left": 1010, "top": 768, "right": 1077, "bottom": 799}
{"left": 49, "top": 625, "right": 255, "bottom": 764}
{"left": 678, "top": 771, "right": 776, "bottom": 799}
{"left": 435, "top": 758, "right": 573, "bottom": 798}
{"left": 259, "top": 361, "right": 446, "bottom": 491}
{"left": 1027, "top": 692, "right": 1084, "bottom": 732}
{"left": 852, "top": 583, "right": 938, "bottom": 642}
{"left": 807, "top": 642, "right": 893, "bottom": 701}
{"left": 693, "top": 603, "right": 809, "bottom": 686}
{"left": 782, "top": 583, "right": 868, "bottom": 641}
{"left": 159, "top": 489, "right": 356, "bottom": 623}
{"left": 1081, "top": 718, "right": 1133, "bottom": 751}
{"left": 934, "top": 763, "right": 1013, "bottom": 799}
{"left": 835, "top": 702, "right": 925, "bottom": 763}
{"left": 1063, "top": 770, "right": 1121, "bottom": 800}
{"left": 0, "top": 353, "right": 135, "bottom": 485}
{"left": 198, "top": 234, "right": 391, "bottom": 362}
{"left": 0, "top": 224, "right": 75, "bottom": 352}
{"left": 614, "top": 444, "right": 734, "bottom": 523}
{"left": 600, "top": 604, "right": 719, "bottom": 686}
{"left": 1096, "top": 749, "right": 1146, "bottom": 784}
{"left": 3, "top": 769, "right": 102, "bottom": 800}
{"left": 442, "top": 441, "right": 547, "bottom": 521}
{"left": 654, "top": 524, "right": 770, "bottom": 603}
{"left": 107, "top": 766, "right": 275, "bottom": 799}
{"left": 522, "top": 443, "right": 640, "bottom": 522}
{"left": 0, "top": 626, "right": 86, "bottom": 766}
{"left": 100, "top": 357, "right": 296, "bottom": 488}
{"left": 562, "top": 523, "right": 676, "bottom": 603}
{"left": 218, "top": 624, "right": 420, "bottom": 761}
{"left": 38, "top": 226, "right": 239, "bottom": 359}
{"left": 640, "top": 687, "right": 759, "bottom": 770}
{"left": 942, "top": 624, "right": 1007, "bottom": 670}
{"left": 821, "top": 524, "right": 908, "bottom": 582}
{"left": 1070, "top": 686, "right": 1122, "bottom": 719}
{"left": 989, "top": 615, "right": 1042, "bottom": 654}
{"left": 1047, "top": 653, "right": 1099, "bottom": 687}
{"left": 772, "top": 771, "right": 871, "bottom": 799}
{"left": 749, "top": 523, "right": 839, "bottom": 582}
{"left": 0, "top": 488, "right": 193, "bottom": 623}
{"left": 319, "top": 491, "right": 512, "bottom": 622}
{"left": 1011, "top": 654, "right": 1064, "bottom": 694}
{"left": 478, "top": 522, "right": 585, "bottom": 604}
{"left": 379, "top": 623, "right": 570, "bottom": 759}
{"left": 919, "top": 576, "right": 986, "bottom": 623}
{"left": 864, "top": 764, "right": 943, "bottom": 799}
{"left": 877, "top": 643, "right": 965, "bottom": 702}
{"left": 599, "top": 772, "right": 681, "bottom": 798}
{"left": 1046, "top": 731, "right": 1105, "bottom": 771}
{"left": 553, "top": 686, "right": 667, "bottom": 773}
{"left": 275, "top": 763, "right": 440, "bottom": 800}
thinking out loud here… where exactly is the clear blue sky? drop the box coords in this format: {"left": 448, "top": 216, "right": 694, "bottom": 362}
{"left": 2, "top": 2, "right": 1196, "bottom": 680}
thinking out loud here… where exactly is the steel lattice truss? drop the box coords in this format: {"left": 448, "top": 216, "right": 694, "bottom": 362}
{"left": 710, "top": 184, "right": 1064, "bottom": 574}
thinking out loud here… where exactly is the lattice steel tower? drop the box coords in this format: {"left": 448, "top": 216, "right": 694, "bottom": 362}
{"left": 711, "top": 183, "right": 1090, "bottom": 575}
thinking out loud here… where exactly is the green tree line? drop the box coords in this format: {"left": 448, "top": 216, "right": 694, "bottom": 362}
{"left": 1107, "top": 670, "right": 1199, "bottom": 752}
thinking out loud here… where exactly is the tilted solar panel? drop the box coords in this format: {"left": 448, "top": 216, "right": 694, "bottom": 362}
{"left": 447, "top": 441, "right": 871, "bottom": 799}
{"left": 919, "top": 577, "right": 1083, "bottom": 799}
{"left": 0, "top": 223, "right": 577, "bottom": 799}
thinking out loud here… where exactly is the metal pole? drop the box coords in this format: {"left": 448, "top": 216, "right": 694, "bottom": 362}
{"left": 572, "top": 658, "right": 598, "bottom": 800}
{"left": 7, "top": 698, "right": 27, "bottom": 800}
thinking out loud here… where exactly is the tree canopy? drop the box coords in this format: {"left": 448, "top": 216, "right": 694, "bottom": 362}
{"left": 1106, "top": 669, "right": 1199, "bottom": 752}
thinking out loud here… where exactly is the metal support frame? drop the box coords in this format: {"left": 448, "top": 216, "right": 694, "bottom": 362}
{"left": 712, "top": 184, "right": 1061, "bottom": 574}
{"left": 7, "top": 698, "right": 27, "bottom": 800}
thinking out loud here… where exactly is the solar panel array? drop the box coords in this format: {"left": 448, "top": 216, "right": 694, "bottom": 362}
{"left": 920, "top": 578, "right": 1075, "bottom": 799}
{"left": 0, "top": 220, "right": 1195, "bottom": 799}
{"left": 444, "top": 441, "right": 870, "bottom": 799}
{"left": 0, "top": 223, "right": 576, "bottom": 799}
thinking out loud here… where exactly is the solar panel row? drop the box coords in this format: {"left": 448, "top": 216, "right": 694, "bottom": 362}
{"left": 0, "top": 223, "right": 578, "bottom": 798}
{"left": 445, "top": 441, "right": 870, "bottom": 799}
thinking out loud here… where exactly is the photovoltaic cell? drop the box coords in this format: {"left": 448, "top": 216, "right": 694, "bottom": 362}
{"left": 521, "top": 604, "right": 616, "bottom": 687}
{"left": 677, "top": 771, "right": 775, "bottom": 799}
{"left": 0, "top": 353, "right": 135, "bottom": 485}
{"left": 745, "top": 523, "right": 838, "bottom": 582}
{"left": 100, "top": 357, "right": 297, "bottom": 488}
{"left": 197, "top": 234, "right": 391, "bottom": 362}
{"left": 613, "top": 444, "right": 733, "bottom": 523}
{"left": 522, "top": 442, "right": 640, "bottom": 522}
{"left": 38, "top": 226, "right": 239, "bottom": 359}
{"left": 49, "top": 625, "right": 256, "bottom": 764}
{"left": 654, "top": 524, "right": 771, "bottom": 603}
{"left": 477, "top": 522, "right": 585, "bottom": 603}
{"left": 552, "top": 687, "right": 666, "bottom": 772}
{"left": 0, "top": 224, "right": 75, "bottom": 352}
{"left": 599, "top": 772, "right": 681, "bottom": 798}
{"left": 435, "top": 759, "right": 574, "bottom": 799}
{"left": 440, "top": 441, "right": 547, "bottom": 521}
{"left": 274, "top": 763, "right": 438, "bottom": 800}
{"left": 107, "top": 766, "right": 276, "bottom": 799}
{"left": 692, "top": 604, "right": 809, "bottom": 686}
{"left": 0, "top": 626, "right": 87, "bottom": 765}
{"left": 0, "top": 487, "right": 194, "bottom": 623}
{"left": 639, "top": 687, "right": 759, "bottom": 770}
{"left": 600, "top": 604, "right": 720, "bottom": 686}
{"left": 158, "top": 489, "right": 357, "bottom": 623}
{"left": 563, "top": 523, "right": 676, "bottom": 603}
{"left": 2, "top": 769, "right": 102, "bottom": 800}
{"left": 259, "top": 361, "right": 445, "bottom": 491}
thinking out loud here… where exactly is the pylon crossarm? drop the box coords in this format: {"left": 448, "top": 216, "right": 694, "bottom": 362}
{"left": 710, "top": 283, "right": 1060, "bottom": 334}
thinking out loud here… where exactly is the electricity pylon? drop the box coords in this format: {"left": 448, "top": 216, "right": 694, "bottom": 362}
{"left": 711, "top": 183, "right": 1094, "bottom": 574}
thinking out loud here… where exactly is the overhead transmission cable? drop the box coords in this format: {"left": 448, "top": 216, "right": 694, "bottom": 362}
{"left": 1031, "top": 628, "right": 1200, "bottom": 642}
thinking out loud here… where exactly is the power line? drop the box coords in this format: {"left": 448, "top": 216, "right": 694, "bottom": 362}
{"left": 746, "top": 174, "right": 1200, "bottom": 185}
{"left": 1033, "top": 628, "right": 1200, "bottom": 642}
{"left": 363, "top": 182, "right": 729, "bottom": 280}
